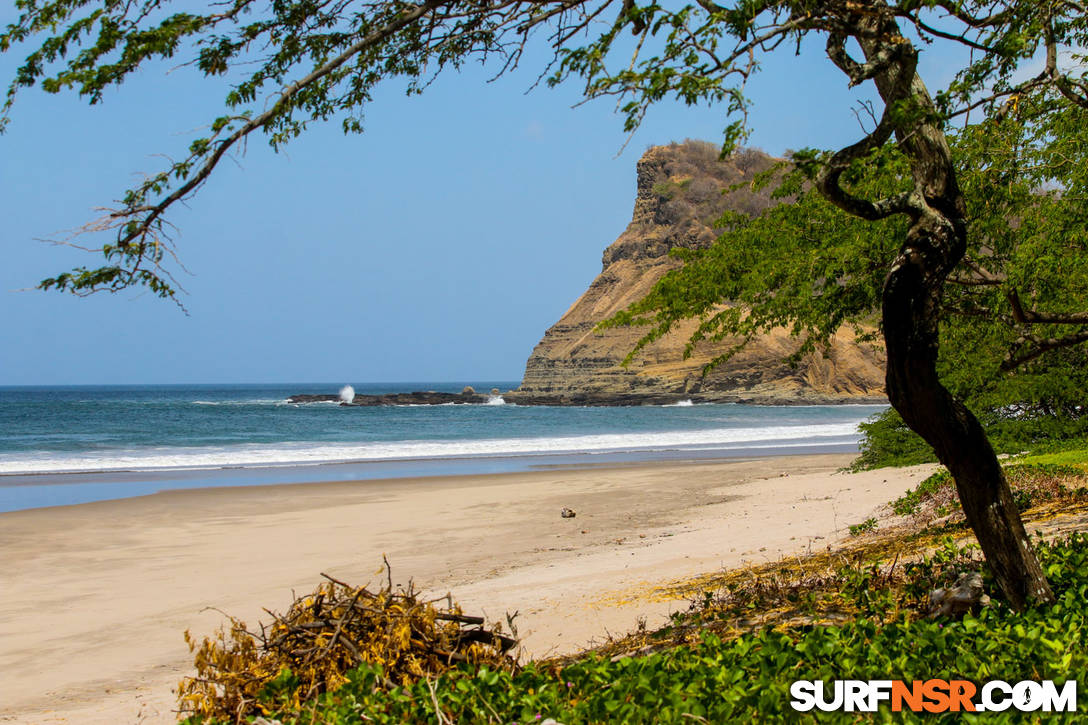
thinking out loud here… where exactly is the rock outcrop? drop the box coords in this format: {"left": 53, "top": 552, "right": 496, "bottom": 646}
{"left": 507, "top": 140, "right": 886, "bottom": 406}
{"left": 288, "top": 391, "right": 494, "bottom": 406}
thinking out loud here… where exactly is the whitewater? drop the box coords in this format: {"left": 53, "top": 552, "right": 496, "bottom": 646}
{"left": 0, "top": 383, "right": 886, "bottom": 510}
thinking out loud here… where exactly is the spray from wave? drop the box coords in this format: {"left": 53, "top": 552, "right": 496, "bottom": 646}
{"left": 339, "top": 385, "right": 355, "bottom": 404}
{"left": 486, "top": 395, "right": 506, "bottom": 406}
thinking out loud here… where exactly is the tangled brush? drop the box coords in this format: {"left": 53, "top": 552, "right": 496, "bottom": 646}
{"left": 177, "top": 562, "right": 518, "bottom": 723}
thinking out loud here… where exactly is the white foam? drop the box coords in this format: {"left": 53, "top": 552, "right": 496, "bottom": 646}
{"left": 0, "top": 422, "right": 862, "bottom": 475}
{"left": 339, "top": 385, "right": 355, "bottom": 404}
{"left": 668, "top": 399, "right": 694, "bottom": 407}
{"left": 486, "top": 395, "right": 506, "bottom": 406}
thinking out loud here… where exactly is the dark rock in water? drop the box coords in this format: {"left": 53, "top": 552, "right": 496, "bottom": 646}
{"left": 287, "top": 390, "right": 491, "bottom": 406}
{"left": 285, "top": 394, "right": 341, "bottom": 404}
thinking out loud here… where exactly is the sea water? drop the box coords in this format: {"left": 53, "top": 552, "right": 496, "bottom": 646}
{"left": 0, "top": 383, "right": 887, "bottom": 512}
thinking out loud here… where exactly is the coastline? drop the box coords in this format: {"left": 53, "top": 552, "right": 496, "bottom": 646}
{"left": 286, "top": 389, "right": 889, "bottom": 407}
{"left": 0, "top": 452, "right": 935, "bottom": 724}
{"left": 0, "top": 440, "right": 864, "bottom": 513}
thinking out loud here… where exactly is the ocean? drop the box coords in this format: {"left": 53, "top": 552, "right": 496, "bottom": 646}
{"left": 0, "top": 383, "right": 887, "bottom": 512}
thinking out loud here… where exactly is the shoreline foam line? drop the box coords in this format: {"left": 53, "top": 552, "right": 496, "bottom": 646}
{"left": 0, "top": 443, "right": 863, "bottom": 514}
{"left": 0, "top": 422, "right": 862, "bottom": 476}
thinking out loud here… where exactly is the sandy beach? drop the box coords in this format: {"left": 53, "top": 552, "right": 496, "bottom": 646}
{"left": 0, "top": 453, "right": 935, "bottom": 724}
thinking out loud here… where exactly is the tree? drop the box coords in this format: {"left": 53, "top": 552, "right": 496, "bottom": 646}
{"left": 853, "top": 104, "right": 1088, "bottom": 468}
{"left": 5, "top": 0, "right": 1087, "bottom": 608}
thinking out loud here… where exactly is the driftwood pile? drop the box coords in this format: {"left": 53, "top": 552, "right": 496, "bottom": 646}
{"left": 177, "top": 564, "right": 518, "bottom": 722}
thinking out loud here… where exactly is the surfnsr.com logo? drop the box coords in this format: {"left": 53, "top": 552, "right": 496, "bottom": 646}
{"left": 790, "top": 679, "right": 1077, "bottom": 713}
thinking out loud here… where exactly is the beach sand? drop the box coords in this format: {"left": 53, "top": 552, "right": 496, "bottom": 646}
{"left": 0, "top": 453, "right": 936, "bottom": 723}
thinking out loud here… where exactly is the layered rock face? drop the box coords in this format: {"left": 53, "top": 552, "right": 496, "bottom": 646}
{"left": 508, "top": 140, "right": 887, "bottom": 405}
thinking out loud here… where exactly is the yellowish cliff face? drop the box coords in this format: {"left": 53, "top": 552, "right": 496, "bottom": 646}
{"left": 512, "top": 140, "right": 887, "bottom": 405}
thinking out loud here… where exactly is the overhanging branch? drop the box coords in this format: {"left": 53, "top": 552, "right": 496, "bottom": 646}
{"left": 1002, "top": 329, "right": 1088, "bottom": 370}
{"left": 814, "top": 102, "right": 922, "bottom": 221}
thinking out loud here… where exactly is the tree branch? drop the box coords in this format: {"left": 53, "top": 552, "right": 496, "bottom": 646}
{"left": 1002, "top": 329, "right": 1088, "bottom": 370}
{"left": 1007, "top": 287, "right": 1088, "bottom": 324}
{"left": 895, "top": 9, "right": 996, "bottom": 54}
{"left": 825, "top": 30, "right": 906, "bottom": 87}
{"left": 1045, "top": 26, "right": 1088, "bottom": 110}
{"left": 814, "top": 100, "right": 922, "bottom": 221}
{"left": 109, "top": 0, "right": 448, "bottom": 270}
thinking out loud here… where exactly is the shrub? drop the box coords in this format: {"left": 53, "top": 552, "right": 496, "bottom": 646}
{"left": 854, "top": 408, "right": 1088, "bottom": 471}
{"left": 852, "top": 408, "right": 939, "bottom": 470}
{"left": 848, "top": 517, "right": 878, "bottom": 536}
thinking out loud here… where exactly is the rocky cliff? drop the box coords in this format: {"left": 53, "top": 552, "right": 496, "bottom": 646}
{"left": 507, "top": 140, "right": 886, "bottom": 405}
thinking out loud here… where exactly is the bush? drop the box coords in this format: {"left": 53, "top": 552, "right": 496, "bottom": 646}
{"left": 848, "top": 517, "right": 877, "bottom": 536}
{"left": 852, "top": 408, "right": 938, "bottom": 470}
{"left": 854, "top": 408, "right": 1088, "bottom": 472}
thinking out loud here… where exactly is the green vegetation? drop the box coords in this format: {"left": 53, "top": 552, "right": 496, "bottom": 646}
{"left": 615, "top": 113, "right": 1088, "bottom": 475}
{"left": 851, "top": 409, "right": 939, "bottom": 470}
{"left": 855, "top": 408, "right": 1088, "bottom": 473}
{"left": 1021, "top": 450, "right": 1088, "bottom": 470}
{"left": 890, "top": 464, "right": 1088, "bottom": 522}
{"left": 848, "top": 517, "right": 877, "bottom": 536}
{"left": 183, "top": 535, "right": 1088, "bottom": 724}
{"left": 650, "top": 178, "right": 691, "bottom": 200}
{"left": 841, "top": 101, "right": 1088, "bottom": 471}
{"left": 608, "top": 97, "right": 1088, "bottom": 602}
{"left": 891, "top": 470, "right": 954, "bottom": 518}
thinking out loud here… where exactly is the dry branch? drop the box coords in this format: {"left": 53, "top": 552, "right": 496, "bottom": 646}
{"left": 178, "top": 563, "right": 518, "bottom": 723}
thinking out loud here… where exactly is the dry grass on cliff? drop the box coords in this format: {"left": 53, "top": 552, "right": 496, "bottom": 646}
{"left": 648, "top": 140, "right": 781, "bottom": 234}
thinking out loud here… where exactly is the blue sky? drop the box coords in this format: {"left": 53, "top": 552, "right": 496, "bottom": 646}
{"left": 0, "top": 13, "right": 965, "bottom": 385}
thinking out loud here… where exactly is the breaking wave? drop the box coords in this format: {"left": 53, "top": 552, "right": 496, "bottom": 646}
{"left": 0, "top": 422, "right": 862, "bottom": 475}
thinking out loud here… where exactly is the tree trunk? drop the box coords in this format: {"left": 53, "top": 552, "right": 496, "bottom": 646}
{"left": 853, "top": 3, "right": 1055, "bottom": 609}
{"left": 882, "top": 223, "right": 1055, "bottom": 610}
